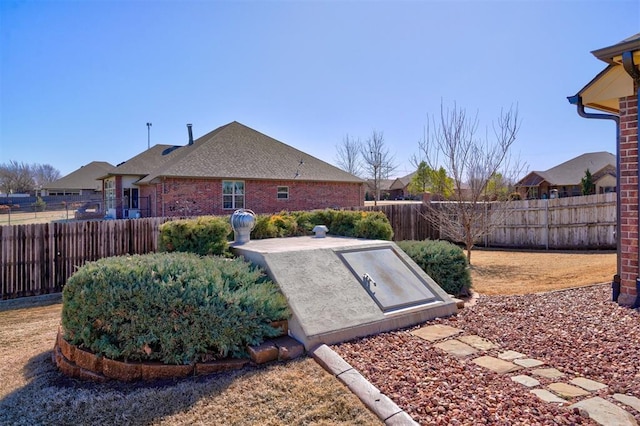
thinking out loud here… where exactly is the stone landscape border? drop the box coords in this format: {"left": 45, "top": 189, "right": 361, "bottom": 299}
{"left": 52, "top": 320, "right": 304, "bottom": 382}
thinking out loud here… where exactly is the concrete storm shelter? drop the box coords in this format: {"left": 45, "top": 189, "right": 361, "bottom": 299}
{"left": 568, "top": 33, "right": 640, "bottom": 307}
{"left": 233, "top": 236, "right": 458, "bottom": 349}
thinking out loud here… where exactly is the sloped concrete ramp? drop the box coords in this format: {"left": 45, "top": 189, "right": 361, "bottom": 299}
{"left": 232, "top": 236, "right": 458, "bottom": 349}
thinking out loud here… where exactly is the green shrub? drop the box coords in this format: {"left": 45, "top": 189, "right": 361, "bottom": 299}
{"left": 159, "top": 216, "right": 231, "bottom": 256}
{"left": 32, "top": 196, "right": 46, "bottom": 212}
{"left": 397, "top": 240, "right": 471, "bottom": 297}
{"left": 353, "top": 211, "right": 394, "bottom": 240}
{"left": 61, "top": 253, "right": 290, "bottom": 364}
{"left": 251, "top": 209, "right": 393, "bottom": 241}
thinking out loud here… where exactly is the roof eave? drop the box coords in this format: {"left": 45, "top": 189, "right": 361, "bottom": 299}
{"left": 591, "top": 36, "right": 640, "bottom": 64}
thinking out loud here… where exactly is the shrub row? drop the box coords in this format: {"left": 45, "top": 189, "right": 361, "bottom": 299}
{"left": 158, "top": 210, "right": 394, "bottom": 256}
{"left": 396, "top": 240, "right": 472, "bottom": 297}
{"left": 159, "top": 216, "right": 231, "bottom": 256}
{"left": 62, "top": 252, "right": 290, "bottom": 364}
{"left": 251, "top": 209, "right": 393, "bottom": 241}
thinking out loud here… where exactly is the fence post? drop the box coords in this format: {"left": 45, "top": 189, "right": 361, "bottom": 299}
{"left": 544, "top": 199, "right": 549, "bottom": 250}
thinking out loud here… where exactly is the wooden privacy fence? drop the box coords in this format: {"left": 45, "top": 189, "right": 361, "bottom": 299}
{"left": 1, "top": 194, "right": 616, "bottom": 299}
{"left": 1, "top": 218, "right": 169, "bottom": 300}
{"left": 486, "top": 193, "right": 616, "bottom": 249}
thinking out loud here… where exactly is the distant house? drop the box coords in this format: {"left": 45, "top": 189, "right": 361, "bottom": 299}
{"left": 41, "top": 161, "right": 114, "bottom": 196}
{"left": 515, "top": 152, "right": 616, "bottom": 199}
{"left": 388, "top": 173, "right": 416, "bottom": 200}
{"left": 365, "top": 179, "right": 395, "bottom": 201}
{"left": 98, "top": 121, "right": 364, "bottom": 219}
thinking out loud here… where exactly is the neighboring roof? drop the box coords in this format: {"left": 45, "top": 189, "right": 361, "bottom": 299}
{"left": 44, "top": 161, "right": 114, "bottom": 191}
{"left": 106, "top": 122, "right": 363, "bottom": 184}
{"left": 366, "top": 179, "right": 395, "bottom": 191}
{"left": 517, "top": 152, "right": 616, "bottom": 187}
{"left": 389, "top": 172, "right": 416, "bottom": 190}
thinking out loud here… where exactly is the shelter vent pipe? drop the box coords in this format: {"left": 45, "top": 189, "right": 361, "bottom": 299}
{"left": 567, "top": 94, "right": 620, "bottom": 301}
{"left": 622, "top": 51, "right": 640, "bottom": 308}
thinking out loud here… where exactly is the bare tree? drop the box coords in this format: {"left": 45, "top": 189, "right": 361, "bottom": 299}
{"left": 335, "top": 134, "right": 363, "bottom": 176}
{"left": 417, "top": 102, "right": 525, "bottom": 263}
{"left": 361, "top": 130, "right": 397, "bottom": 206}
{"left": 0, "top": 161, "right": 61, "bottom": 194}
{"left": 33, "top": 163, "right": 61, "bottom": 188}
{"left": 0, "top": 161, "right": 34, "bottom": 194}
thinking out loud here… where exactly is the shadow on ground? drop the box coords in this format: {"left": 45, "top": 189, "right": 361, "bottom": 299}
{"left": 0, "top": 349, "right": 255, "bottom": 426}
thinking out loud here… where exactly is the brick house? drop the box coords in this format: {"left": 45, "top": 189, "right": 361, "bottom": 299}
{"left": 99, "top": 121, "right": 364, "bottom": 219}
{"left": 568, "top": 33, "right": 640, "bottom": 307}
{"left": 515, "top": 152, "right": 616, "bottom": 199}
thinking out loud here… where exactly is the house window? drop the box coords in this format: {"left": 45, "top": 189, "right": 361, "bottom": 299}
{"left": 277, "top": 186, "right": 289, "bottom": 200}
{"left": 105, "top": 179, "right": 116, "bottom": 209}
{"left": 223, "top": 181, "right": 244, "bottom": 209}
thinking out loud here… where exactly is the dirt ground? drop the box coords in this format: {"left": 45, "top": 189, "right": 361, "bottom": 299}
{"left": 470, "top": 249, "right": 616, "bottom": 295}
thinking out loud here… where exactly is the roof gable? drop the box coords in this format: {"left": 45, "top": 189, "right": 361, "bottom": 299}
{"left": 104, "top": 144, "right": 186, "bottom": 178}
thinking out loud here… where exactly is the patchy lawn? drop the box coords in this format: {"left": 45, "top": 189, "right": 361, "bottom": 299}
{"left": 470, "top": 249, "right": 616, "bottom": 295}
{"left": 0, "top": 303, "right": 381, "bottom": 426}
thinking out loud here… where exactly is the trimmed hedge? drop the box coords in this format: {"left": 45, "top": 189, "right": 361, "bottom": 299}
{"left": 397, "top": 240, "right": 472, "bottom": 297}
{"left": 159, "top": 216, "right": 231, "bottom": 256}
{"left": 251, "top": 209, "right": 393, "bottom": 241}
{"left": 62, "top": 253, "right": 289, "bottom": 364}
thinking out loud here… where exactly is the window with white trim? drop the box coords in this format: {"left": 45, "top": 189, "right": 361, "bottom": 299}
{"left": 223, "top": 180, "right": 245, "bottom": 209}
{"left": 277, "top": 186, "right": 289, "bottom": 200}
{"left": 105, "top": 179, "right": 116, "bottom": 209}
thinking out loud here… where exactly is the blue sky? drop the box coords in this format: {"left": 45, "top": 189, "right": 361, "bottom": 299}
{"left": 1, "top": 1, "right": 639, "bottom": 178}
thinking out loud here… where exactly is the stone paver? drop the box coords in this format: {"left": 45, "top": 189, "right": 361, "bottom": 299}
{"left": 498, "top": 350, "right": 526, "bottom": 360}
{"left": 614, "top": 393, "right": 640, "bottom": 412}
{"left": 547, "top": 382, "right": 590, "bottom": 398}
{"left": 514, "top": 358, "right": 545, "bottom": 368}
{"left": 457, "top": 335, "right": 498, "bottom": 350}
{"left": 510, "top": 374, "right": 540, "bottom": 388}
{"left": 472, "top": 356, "right": 521, "bottom": 374}
{"left": 411, "top": 324, "right": 462, "bottom": 342}
{"left": 434, "top": 339, "right": 478, "bottom": 358}
{"left": 569, "top": 397, "right": 637, "bottom": 426}
{"left": 570, "top": 377, "right": 608, "bottom": 392}
{"left": 530, "top": 389, "right": 566, "bottom": 403}
{"left": 531, "top": 367, "right": 565, "bottom": 379}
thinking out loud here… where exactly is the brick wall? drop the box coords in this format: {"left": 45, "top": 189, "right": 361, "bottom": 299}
{"left": 142, "top": 178, "right": 364, "bottom": 217}
{"left": 619, "top": 89, "right": 639, "bottom": 305}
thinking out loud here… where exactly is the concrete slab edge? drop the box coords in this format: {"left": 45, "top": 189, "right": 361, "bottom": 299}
{"left": 309, "top": 344, "right": 419, "bottom": 425}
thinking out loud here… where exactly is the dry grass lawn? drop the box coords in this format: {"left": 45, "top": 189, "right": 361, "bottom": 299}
{"left": 0, "top": 303, "right": 381, "bottom": 425}
{"left": 470, "top": 249, "right": 616, "bottom": 295}
{"left": 0, "top": 250, "right": 617, "bottom": 424}
{"left": 0, "top": 209, "right": 72, "bottom": 226}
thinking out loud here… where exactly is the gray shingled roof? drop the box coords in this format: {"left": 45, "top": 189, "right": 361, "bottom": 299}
{"left": 518, "top": 152, "right": 615, "bottom": 186}
{"left": 131, "top": 122, "right": 363, "bottom": 184}
{"left": 102, "top": 144, "right": 186, "bottom": 178}
{"left": 43, "top": 161, "right": 114, "bottom": 190}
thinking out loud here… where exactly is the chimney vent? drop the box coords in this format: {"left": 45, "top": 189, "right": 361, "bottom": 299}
{"left": 187, "top": 123, "right": 193, "bottom": 145}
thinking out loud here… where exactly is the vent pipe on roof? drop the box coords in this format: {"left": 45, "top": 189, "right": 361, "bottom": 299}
{"left": 187, "top": 123, "right": 194, "bottom": 145}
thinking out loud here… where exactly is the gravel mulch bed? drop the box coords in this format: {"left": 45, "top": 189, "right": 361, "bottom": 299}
{"left": 333, "top": 284, "right": 640, "bottom": 425}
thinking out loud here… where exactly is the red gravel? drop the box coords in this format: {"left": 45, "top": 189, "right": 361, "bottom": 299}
{"left": 332, "top": 284, "right": 640, "bottom": 425}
